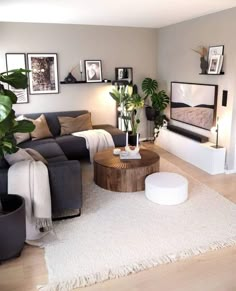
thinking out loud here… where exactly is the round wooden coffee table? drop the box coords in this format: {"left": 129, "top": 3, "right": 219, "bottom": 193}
{"left": 93, "top": 148, "right": 160, "bottom": 192}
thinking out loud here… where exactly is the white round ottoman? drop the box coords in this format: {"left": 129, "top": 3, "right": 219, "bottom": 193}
{"left": 145, "top": 172, "right": 188, "bottom": 205}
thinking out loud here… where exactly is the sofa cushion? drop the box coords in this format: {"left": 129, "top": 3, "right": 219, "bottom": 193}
{"left": 29, "top": 114, "right": 53, "bottom": 140}
{"left": 58, "top": 113, "right": 93, "bottom": 136}
{"left": 55, "top": 135, "right": 89, "bottom": 160}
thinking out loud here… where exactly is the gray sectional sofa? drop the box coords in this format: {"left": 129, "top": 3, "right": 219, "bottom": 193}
{"left": 0, "top": 110, "right": 126, "bottom": 218}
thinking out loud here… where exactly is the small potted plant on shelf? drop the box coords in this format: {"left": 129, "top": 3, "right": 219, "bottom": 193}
{"left": 0, "top": 68, "right": 35, "bottom": 262}
{"left": 109, "top": 84, "right": 144, "bottom": 145}
{"left": 142, "top": 77, "right": 169, "bottom": 141}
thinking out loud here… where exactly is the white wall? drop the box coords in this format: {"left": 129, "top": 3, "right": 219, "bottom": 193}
{"left": 0, "top": 22, "right": 158, "bottom": 138}
{"left": 156, "top": 7, "right": 236, "bottom": 170}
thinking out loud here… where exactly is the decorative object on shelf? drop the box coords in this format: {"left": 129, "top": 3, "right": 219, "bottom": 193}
{"left": 142, "top": 77, "right": 169, "bottom": 141}
{"left": 5, "top": 53, "right": 29, "bottom": 103}
{"left": 208, "top": 54, "right": 224, "bottom": 75}
{"left": 27, "top": 53, "right": 59, "bottom": 94}
{"left": 192, "top": 46, "right": 208, "bottom": 74}
{"left": 208, "top": 46, "right": 224, "bottom": 73}
{"left": 211, "top": 117, "right": 222, "bottom": 148}
{"left": 79, "top": 60, "right": 83, "bottom": 81}
{"left": 64, "top": 72, "right": 77, "bottom": 83}
{"left": 85, "top": 60, "right": 102, "bottom": 83}
{"left": 115, "top": 67, "right": 133, "bottom": 85}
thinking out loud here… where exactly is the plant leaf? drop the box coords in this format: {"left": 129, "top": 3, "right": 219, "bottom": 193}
{"left": 12, "top": 120, "right": 35, "bottom": 133}
{"left": 0, "top": 69, "right": 29, "bottom": 89}
{"left": 142, "top": 78, "right": 158, "bottom": 97}
{"left": 0, "top": 94, "right": 12, "bottom": 123}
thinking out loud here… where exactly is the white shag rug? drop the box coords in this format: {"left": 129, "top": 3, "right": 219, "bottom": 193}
{"left": 39, "top": 158, "right": 236, "bottom": 291}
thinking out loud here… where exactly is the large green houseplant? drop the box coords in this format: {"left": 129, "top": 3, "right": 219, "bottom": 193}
{"left": 0, "top": 69, "right": 35, "bottom": 262}
{"left": 142, "top": 77, "right": 170, "bottom": 140}
{"left": 0, "top": 69, "right": 35, "bottom": 157}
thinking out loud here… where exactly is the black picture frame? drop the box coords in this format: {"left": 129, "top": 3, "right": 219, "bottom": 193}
{"left": 27, "top": 53, "right": 59, "bottom": 94}
{"left": 84, "top": 60, "right": 103, "bottom": 83}
{"left": 115, "top": 67, "right": 133, "bottom": 84}
{"left": 5, "top": 53, "right": 29, "bottom": 104}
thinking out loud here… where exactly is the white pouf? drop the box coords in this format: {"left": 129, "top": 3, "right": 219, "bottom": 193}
{"left": 145, "top": 172, "right": 188, "bottom": 205}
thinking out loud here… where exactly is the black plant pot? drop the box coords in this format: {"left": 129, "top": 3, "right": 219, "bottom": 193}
{"left": 0, "top": 194, "right": 26, "bottom": 262}
{"left": 128, "top": 133, "right": 140, "bottom": 146}
{"left": 145, "top": 106, "right": 159, "bottom": 121}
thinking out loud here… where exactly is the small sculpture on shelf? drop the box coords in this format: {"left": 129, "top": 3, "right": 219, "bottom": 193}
{"left": 64, "top": 72, "right": 77, "bottom": 83}
{"left": 192, "top": 46, "right": 208, "bottom": 74}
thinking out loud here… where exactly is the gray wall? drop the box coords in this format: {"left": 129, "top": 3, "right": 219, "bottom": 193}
{"left": 156, "top": 7, "right": 236, "bottom": 170}
{"left": 0, "top": 22, "right": 158, "bottom": 138}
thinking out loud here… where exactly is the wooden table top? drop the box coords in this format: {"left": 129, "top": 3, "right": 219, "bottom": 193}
{"left": 93, "top": 148, "right": 160, "bottom": 169}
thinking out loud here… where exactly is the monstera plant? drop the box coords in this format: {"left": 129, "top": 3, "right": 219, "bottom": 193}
{"left": 142, "top": 77, "right": 169, "bottom": 140}
{"left": 0, "top": 69, "right": 35, "bottom": 158}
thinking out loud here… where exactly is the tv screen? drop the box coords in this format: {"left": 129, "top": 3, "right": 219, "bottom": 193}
{"left": 170, "top": 82, "right": 218, "bottom": 130}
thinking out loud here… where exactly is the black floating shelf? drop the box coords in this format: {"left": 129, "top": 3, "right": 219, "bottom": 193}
{"left": 60, "top": 80, "right": 111, "bottom": 84}
{"left": 199, "top": 72, "right": 224, "bottom": 75}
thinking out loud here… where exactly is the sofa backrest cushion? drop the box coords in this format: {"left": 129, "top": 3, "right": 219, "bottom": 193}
{"left": 59, "top": 113, "right": 93, "bottom": 136}
{"left": 22, "top": 110, "right": 89, "bottom": 137}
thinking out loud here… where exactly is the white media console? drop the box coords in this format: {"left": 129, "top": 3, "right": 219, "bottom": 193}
{"left": 156, "top": 128, "right": 226, "bottom": 175}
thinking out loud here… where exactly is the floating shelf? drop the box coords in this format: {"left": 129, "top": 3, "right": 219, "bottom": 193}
{"left": 60, "top": 80, "right": 111, "bottom": 84}
{"left": 199, "top": 72, "right": 224, "bottom": 75}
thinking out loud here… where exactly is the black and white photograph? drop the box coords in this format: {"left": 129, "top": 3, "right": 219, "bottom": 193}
{"left": 115, "top": 67, "right": 133, "bottom": 84}
{"left": 85, "top": 60, "right": 102, "bottom": 82}
{"left": 208, "top": 45, "right": 224, "bottom": 73}
{"left": 27, "top": 53, "right": 59, "bottom": 94}
{"left": 208, "top": 55, "right": 222, "bottom": 74}
{"left": 171, "top": 82, "right": 217, "bottom": 130}
{"left": 5, "top": 53, "right": 29, "bottom": 103}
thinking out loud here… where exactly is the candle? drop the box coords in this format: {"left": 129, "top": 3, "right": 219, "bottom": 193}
{"left": 136, "top": 133, "right": 139, "bottom": 147}
{"left": 79, "top": 60, "right": 83, "bottom": 73}
{"left": 126, "top": 131, "right": 128, "bottom": 147}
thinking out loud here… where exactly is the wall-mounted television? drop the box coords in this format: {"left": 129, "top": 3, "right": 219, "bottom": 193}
{"left": 170, "top": 82, "right": 218, "bottom": 131}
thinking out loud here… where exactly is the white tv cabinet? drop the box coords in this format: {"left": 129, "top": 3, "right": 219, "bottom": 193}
{"left": 156, "top": 128, "right": 226, "bottom": 175}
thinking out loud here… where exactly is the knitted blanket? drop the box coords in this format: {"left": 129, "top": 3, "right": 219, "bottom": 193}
{"left": 72, "top": 129, "right": 115, "bottom": 162}
{"left": 8, "top": 160, "right": 52, "bottom": 242}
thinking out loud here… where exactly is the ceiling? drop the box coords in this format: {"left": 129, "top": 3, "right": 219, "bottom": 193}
{"left": 0, "top": 0, "right": 236, "bottom": 28}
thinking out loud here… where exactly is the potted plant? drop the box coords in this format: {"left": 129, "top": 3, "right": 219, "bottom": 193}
{"left": 0, "top": 68, "right": 35, "bottom": 262}
{"left": 109, "top": 84, "right": 144, "bottom": 145}
{"left": 142, "top": 77, "right": 169, "bottom": 140}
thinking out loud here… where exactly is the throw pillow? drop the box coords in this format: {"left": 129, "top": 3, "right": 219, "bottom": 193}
{"left": 59, "top": 113, "right": 93, "bottom": 136}
{"left": 24, "top": 148, "right": 48, "bottom": 165}
{"left": 29, "top": 114, "right": 53, "bottom": 140}
{"left": 14, "top": 115, "right": 31, "bottom": 145}
{"left": 5, "top": 148, "right": 48, "bottom": 165}
{"left": 4, "top": 148, "right": 34, "bottom": 165}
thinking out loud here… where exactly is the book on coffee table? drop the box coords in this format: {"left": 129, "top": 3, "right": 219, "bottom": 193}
{"left": 120, "top": 151, "right": 141, "bottom": 160}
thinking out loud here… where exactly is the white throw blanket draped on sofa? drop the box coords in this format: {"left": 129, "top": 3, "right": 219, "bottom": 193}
{"left": 72, "top": 129, "right": 115, "bottom": 162}
{"left": 8, "top": 160, "right": 52, "bottom": 242}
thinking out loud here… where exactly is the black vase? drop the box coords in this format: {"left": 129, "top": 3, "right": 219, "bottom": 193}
{"left": 145, "top": 106, "right": 159, "bottom": 121}
{"left": 0, "top": 194, "right": 26, "bottom": 262}
{"left": 200, "top": 57, "right": 208, "bottom": 74}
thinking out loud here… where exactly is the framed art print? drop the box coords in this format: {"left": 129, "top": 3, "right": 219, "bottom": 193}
{"left": 27, "top": 53, "right": 59, "bottom": 94}
{"left": 5, "top": 53, "right": 29, "bottom": 103}
{"left": 85, "top": 60, "right": 102, "bottom": 83}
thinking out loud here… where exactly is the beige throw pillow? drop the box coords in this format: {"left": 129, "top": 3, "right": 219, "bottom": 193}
{"left": 29, "top": 114, "right": 53, "bottom": 140}
{"left": 59, "top": 113, "right": 93, "bottom": 136}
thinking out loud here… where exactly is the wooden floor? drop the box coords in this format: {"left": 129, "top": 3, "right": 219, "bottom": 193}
{"left": 1, "top": 143, "right": 236, "bottom": 291}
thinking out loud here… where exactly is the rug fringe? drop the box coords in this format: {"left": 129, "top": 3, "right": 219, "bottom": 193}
{"left": 37, "top": 236, "right": 236, "bottom": 291}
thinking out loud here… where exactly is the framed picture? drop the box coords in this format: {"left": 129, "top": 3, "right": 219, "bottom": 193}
{"left": 85, "top": 60, "right": 103, "bottom": 83}
{"left": 115, "top": 67, "right": 133, "bottom": 84}
{"left": 27, "top": 53, "right": 59, "bottom": 94}
{"left": 5, "top": 53, "right": 29, "bottom": 103}
{"left": 208, "top": 55, "right": 222, "bottom": 74}
{"left": 208, "top": 45, "right": 224, "bottom": 73}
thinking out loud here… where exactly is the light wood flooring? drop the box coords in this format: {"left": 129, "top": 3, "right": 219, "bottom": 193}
{"left": 1, "top": 143, "right": 236, "bottom": 291}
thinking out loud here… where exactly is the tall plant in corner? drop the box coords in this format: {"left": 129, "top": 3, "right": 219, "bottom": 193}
{"left": 142, "top": 77, "right": 169, "bottom": 140}
{"left": 0, "top": 69, "right": 35, "bottom": 158}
